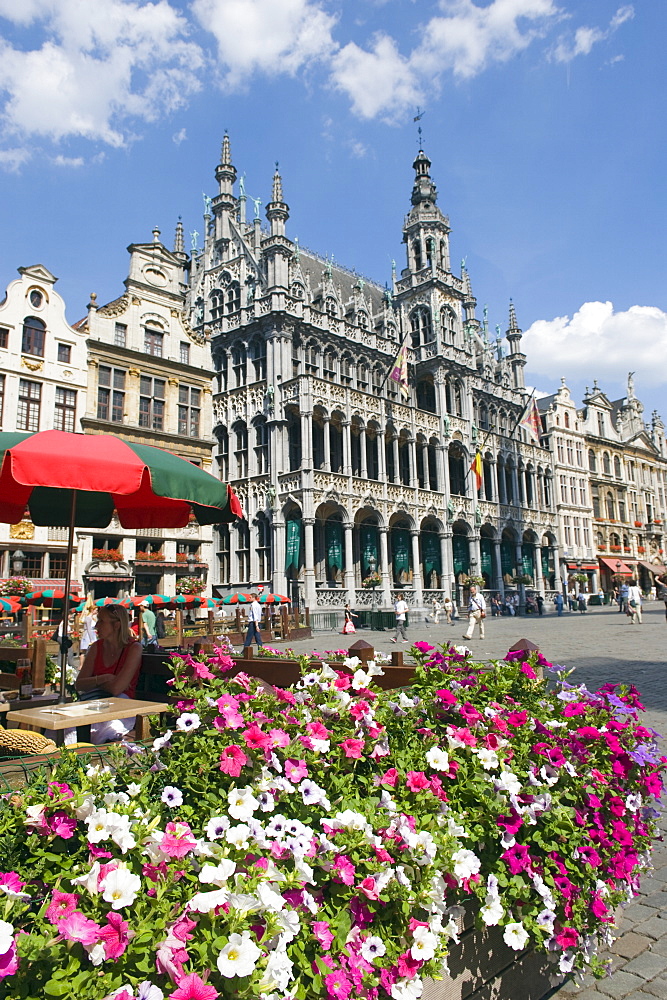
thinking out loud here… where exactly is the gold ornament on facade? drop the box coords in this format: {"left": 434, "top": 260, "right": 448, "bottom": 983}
{"left": 21, "top": 358, "right": 43, "bottom": 372}
{"left": 10, "top": 520, "right": 34, "bottom": 540}
{"left": 128, "top": 368, "right": 141, "bottom": 378}
{"left": 98, "top": 293, "right": 129, "bottom": 318}
{"left": 167, "top": 378, "right": 179, "bottom": 387}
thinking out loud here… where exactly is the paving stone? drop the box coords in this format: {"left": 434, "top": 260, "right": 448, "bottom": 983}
{"left": 622, "top": 904, "right": 660, "bottom": 926}
{"left": 587, "top": 971, "right": 648, "bottom": 998}
{"left": 612, "top": 932, "right": 653, "bottom": 959}
{"left": 620, "top": 993, "right": 664, "bottom": 1000}
{"left": 560, "top": 990, "right": 605, "bottom": 1000}
{"left": 621, "top": 952, "right": 667, "bottom": 980}
{"left": 632, "top": 916, "right": 667, "bottom": 940}
{"left": 640, "top": 976, "right": 667, "bottom": 998}
{"left": 646, "top": 937, "right": 667, "bottom": 958}
{"left": 640, "top": 891, "right": 667, "bottom": 911}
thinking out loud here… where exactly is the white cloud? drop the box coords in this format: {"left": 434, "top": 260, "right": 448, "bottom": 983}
{"left": 331, "top": 34, "right": 421, "bottom": 120}
{"left": 53, "top": 154, "right": 84, "bottom": 167}
{"left": 0, "top": 0, "right": 203, "bottom": 156}
{"left": 524, "top": 301, "right": 667, "bottom": 387}
{"left": 172, "top": 127, "right": 188, "bottom": 145}
{"left": 0, "top": 147, "right": 30, "bottom": 172}
{"left": 552, "top": 4, "right": 634, "bottom": 63}
{"left": 192, "top": 0, "right": 337, "bottom": 85}
{"left": 330, "top": 0, "right": 560, "bottom": 120}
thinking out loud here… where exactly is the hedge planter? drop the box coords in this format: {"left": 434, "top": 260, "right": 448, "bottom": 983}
{"left": 0, "top": 641, "right": 661, "bottom": 1000}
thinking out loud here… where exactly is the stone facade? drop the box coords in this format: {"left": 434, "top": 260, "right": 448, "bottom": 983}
{"left": 193, "top": 137, "right": 560, "bottom": 609}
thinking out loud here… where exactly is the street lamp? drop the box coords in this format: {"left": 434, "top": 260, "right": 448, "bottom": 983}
{"left": 187, "top": 553, "right": 197, "bottom": 577}
{"left": 616, "top": 560, "right": 622, "bottom": 574}
{"left": 11, "top": 550, "right": 25, "bottom": 576}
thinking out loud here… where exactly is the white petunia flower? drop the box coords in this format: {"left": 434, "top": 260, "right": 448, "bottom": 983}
{"left": 152, "top": 730, "right": 173, "bottom": 751}
{"left": 74, "top": 796, "right": 96, "bottom": 821}
{"left": 86, "top": 942, "right": 106, "bottom": 966}
{"left": 126, "top": 783, "right": 142, "bottom": 798}
{"left": 0, "top": 921, "right": 14, "bottom": 956}
{"left": 275, "top": 909, "right": 301, "bottom": 941}
{"left": 425, "top": 746, "right": 450, "bottom": 771}
{"left": 71, "top": 861, "right": 101, "bottom": 895}
{"left": 361, "top": 935, "right": 386, "bottom": 962}
{"left": 410, "top": 925, "right": 438, "bottom": 961}
{"left": 480, "top": 897, "right": 504, "bottom": 926}
{"left": 495, "top": 770, "right": 522, "bottom": 796}
{"left": 227, "top": 785, "right": 259, "bottom": 821}
{"left": 451, "top": 848, "right": 481, "bottom": 881}
{"left": 199, "top": 861, "right": 236, "bottom": 886}
{"left": 206, "top": 815, "right": 230, "bottom": 840}
{"left": 259, "top": 946, "right": 294, "bottom": 991}
{"left": 86, "top": 809, "right": 112, "bottom": 843}
{"left": 225, "top": 824, "right": 251, "bottom": 849}
{"left": 257, "top": 881, "right": 285, "bottom": 912}
{"left": 102, "top": 867, "right": 141, "bottom": 910}
{"left": 176, "top": 713, "right": 200, "bottom": 732}
{"left": 189, "top": 888, "right": 230, "bottom": 913}
{"left": 475, "top": 748, "right": 500, "bottom": 770}
{"left": 217, "top": 931, "right": 262, "bottom": 978}
{"left": 161, "top": 786, "right": 183, "bottom": 808}
{"left": 503, "top": 921, "right": 529, "bottom": 951}
{"left": 390, "top": 977, "right": 424, "bottom": 1000}
{"left": 351, "top": 669, "right": 371, "bottom": 690}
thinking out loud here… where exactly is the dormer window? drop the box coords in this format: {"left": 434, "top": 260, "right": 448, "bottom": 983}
{"left": 325, "top": 297, "right": 337, "bottom": 318}
{"left": 144, "top": 326, "right": 163, "bottom": 357}
{"left": 357, "top": 311, "right": 368, "bottom": 330}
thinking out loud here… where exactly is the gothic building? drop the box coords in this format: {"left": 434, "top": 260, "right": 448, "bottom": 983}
{"left": 192, "top": 136, "right": 560, "bottom": 609}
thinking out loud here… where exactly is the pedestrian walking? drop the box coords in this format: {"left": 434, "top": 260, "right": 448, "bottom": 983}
{"left": 442, "top": 594, "right": 454, "bottom": 625}
{"left": 626, "top": 579, "right": 643, "bottom": 624}
{"left": 536, "top": 594, "right": 544, "bottom": 616}
{"left": 390, "top": 593, "right": 409, "bottom": 643}
{"left": 577, "top": 592, "right": 588, "bottom": 613}
{"left": 619, "top": 581, "right": 629, "bottom": 615}
{"left": 568, "top": 589, "right": 577, "bottom": 612}
{"left": 243, "top": 593, "right": 264, "bottom": 648}
{"left": 342, "top": 604, "right": 358, "bottom": 635}
{"left": 554, "top": 592, "right": 564, "bottom": 616}
{"left": 657, "top": 575, "right": 667, "bottom": 621}
{"left": 431, "top": 598, "right": 442, "bottom": 624}
{"left": 462, "top": 585, "right": 486, "bottom": 641}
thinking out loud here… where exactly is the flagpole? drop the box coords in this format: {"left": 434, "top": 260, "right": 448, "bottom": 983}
{"left": 378, "top": 330, "right": 411, "bottom": 396}
{"left": 463, "top": 391, "right": 535, "bottom": 492}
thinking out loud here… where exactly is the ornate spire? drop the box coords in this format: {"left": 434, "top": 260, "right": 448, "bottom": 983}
{"left": 508, "top": 298, "right": 520, "bottom": 334}
{"left": 173, "top": 217, "right": 184, "bottom": 254}
{"left": 272, "top": 162, "right": 283, "bottom": 203}
{"left": 411, "top": 148, "right": 437, "bottom": 207}
{"left": 221, "top": 131, "right": 232, "bottom": 167}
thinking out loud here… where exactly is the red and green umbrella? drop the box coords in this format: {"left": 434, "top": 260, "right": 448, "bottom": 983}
{"left": 22, "top": 589, "right": 80, "bottom": 607}
{"left": 93, "top": 597, "right": 126, "bottom": 608}
{"left": 218, "top": 592, "right": 254, "bottom": 605}
{"left": 0, "top": 430, "right": 243, "bottom": 701}
{"left": 258, "top": 593, "right": 291, "bottom": 604}
{"left": 119, "top": 594, "right": 171, "bottom": 609}
{"left": 0, "top": 597, "right": 21, "bottom": 613}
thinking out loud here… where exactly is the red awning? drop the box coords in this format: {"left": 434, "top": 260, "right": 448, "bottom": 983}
{"left": 566, "top": 563, "right": 598, "bottom": 571}
{"left": 599, "top": 557, "right": 633, "bottom": 575}
{"left": 638, "top": 560, "right": 667, "bottom": 576}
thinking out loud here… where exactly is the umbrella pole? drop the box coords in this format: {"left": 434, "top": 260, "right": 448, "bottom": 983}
{"left": 59, "top": 492, "right": 77, "bottom": 703}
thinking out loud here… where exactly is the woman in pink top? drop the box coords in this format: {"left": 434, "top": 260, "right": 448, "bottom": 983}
{"left": 75, "top": 605, "right": 142, "bottom": 743}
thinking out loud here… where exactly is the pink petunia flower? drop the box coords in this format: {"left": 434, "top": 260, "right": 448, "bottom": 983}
{"left": 555, "top": 927, "right": 579, "bottom": 950}
{"left": 49, "top": 811, "right": 77, "bottom": 839}
{"left": 58, "top": 910, "right": 103, "bottom": 947}
{"left": 406, "top": 771, "right": 430, "bottom": 793}
{"left": 324, "top": 970, "right": 352, "bottom": 1000}
{"left": 169, "top": 973, "right": 219, "bottom": 1000}
{"left": 0, "top": 940, "right": 18, "bottom": 980}
{"left": 0, "top": 872, "right": 25, "bottom": 896}
{"left": 380, "top": 767, "right": 399, "bottom": 787}
{"left": 307, "top": 721, "right": 331, "bottom": 739}
{"left": 160, "top": 822, "right": 197, "bottom": 859}
{"left": 520, "top": 663, "right": 537, "bottom": 679}
{"left": 284, "top": 758, "right": 308, "bottom": 783}
{"left": 269, "top": 728, "right": 291, "bottom": 748}
{"left": 100, "top": 912, "right": 131, "bottom": 960}
{"left": 45, "top": 890, "right": 79, "bottom": 924}
{"left": 332, "top": 856, "right": 356, "bottom": 886}
{"left": 358, "top": 876, "right": 381, "bottom": 900}
{"left": 340, "top": 739, "right": 365, "bottom": 759}
{"left": 313, "top": 920, "right": 334, "bottom": 950}
{"left": 241, "top": 724, "right": 273, "bottom": 751}
{"left": 413, "top": 641, "right": 435, "bottom": 653}
{"left": 218, "top": 745, "right": 248, "bottom": 776}
{"left": 47, "top": 782, "right": 74, "bottom": 800}
{"left": 397, "top": 951, "right": 421, "bottom": 978}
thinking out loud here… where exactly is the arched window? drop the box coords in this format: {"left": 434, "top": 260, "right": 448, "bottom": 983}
{"left": 323, "top": 350, "right": 336, "bottom": 380}
{"left": 216, "top": 426, "right": 229, "bottom": 480}
{"left": 330, "top": 412, "right": 344, "bottom": 474}
{"left": 305, "top": 341, "right": 319, "bottom": 374}
{"left": 416, "top": 434, "right": 427, "bottom": 489}
{"left": 210, "top": 289, "right": 224, "bottom": 321}
{"left": 440, "top": 306, "right": 456, "bottom": 344}
{"left": 231, "top": 344, "right": 247, "bottom": 386}
{"left": 588, "top": 449, "right": 597, "bottom": 472}
{"left": 448, "top": 443, "right": 466, "bottom": 496}
{"left": 366, "top": 422, "right": 380, "bottom": 480}
{"left": 410, "top": 307, "right": 433, "bottom": 348}
{"left": 254, "top": 418, "right": 269, "bottom": 475}
{"left": 385, "top": 426, "right": 397, "bottom": 483}
{"left": 237, "top": 521, "right": 250, "bottom": 581}
{"left": 357, "top": 311, "right": 368, "bottom": 330}
{"left": 614, "top": 455, "right": 622, "bottom": 478}
{"left": 425, "top": 237, "right": 434, "bottom": 268}
{"left": 606, "top": 491, "right": 615, "bottom": 520}
{"left": 357, "top": 359, "right": 369, "bottom": 391}
{"left": 341, "top": 354, "right": 353, "bottom": 385}
{"left": 483, "top": 454, "right": 494, "bottom": 501}
{"left": 564, "top": 412, "right": 570, "bottom": 428}
{"left": 249, "top": 338, "right": 266, "bottom": 380}
{"left": 479, "top": 403, "right": 488, "bottom": 430}
{"left": 226, "top": 282, "right": 241, "bottom": 314}
{"left": 22, "top": 316, "right": 46, "bottom": 357}
{"left": 399, "top": 430, "right": 411, "bottom": 485}
{"left": 416, "top": 377, "right": 436, "bottom": 413}
{"left": 372, "top": 366, "right": 383, "bottom": 394}
{"left": 351, "top": 417, "right": 363, "bottom": 477}
{"left": 325, "top": 297, "right": 337, "bottom": 318}
{"left": 256, "top": 514, "right": 271, "bottom": 580}
{"left": 499, "top": 410, "right": 508, "bottom": 435}
{"left": 233, "top": 421, "right": 248, "bottom": 478}
{"left": 287, "top": 408, "right": 301, "bottom": 471}
{"left": 428, "top": 437, "right": 439, "bottom": 491}
{"left": 291, "top": 282, "right": 304, "bottom": 300}
{"left": 454, "top": 382, "right": 463, "bottom": 417}
{"left": 603, "top": 452, "right": 612, "bottom": 475}
{"left": 413, "top": 239, "right": 423, "bottom": 270}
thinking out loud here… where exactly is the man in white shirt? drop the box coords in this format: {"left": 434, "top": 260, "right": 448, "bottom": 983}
{"left": 390, "top": 593, "right": 409, "bottom": 643}
{"left": 243, "top": 594, "right": 264, "bottom": 648}
{"left": 626, "top": 580, "right": 643, "bottom": 624}
{"left": 463, "top": 585, "right": 486, "bottom": 640}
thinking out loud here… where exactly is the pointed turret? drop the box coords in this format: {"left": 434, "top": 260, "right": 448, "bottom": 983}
{"left": 411, "top": 148, "right": 437, "bottom": 208}
{"left": 402, "top": 146, "right": 451, "bottom": 276}
{"left": 212, "top": 131, "right": 238, "bottom": 253}
{"left": 221, "top": 131, "right": 232, "bottom": 167}
{"left": 266, "top": 162, "right": 289, "bottom": 238}
{"left": 173, "top": 217, "right": 184, "bottom": 254}
{"left": 505, "top": 299, "right": 526, "bottom": 390}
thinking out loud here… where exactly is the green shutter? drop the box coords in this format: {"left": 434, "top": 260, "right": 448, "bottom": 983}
{"left": 452, "top": 534, "right": 470, "bottom": 576}
{"left": 325, "top": 520, "right": 343, "bottom": 572}
{"left": 360, "top": 525, "right": 379, "bottom": 578}
{"left": 285, "top": 519, "right": 301, "bottom": 571}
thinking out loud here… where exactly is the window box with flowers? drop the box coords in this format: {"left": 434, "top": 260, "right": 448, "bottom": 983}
{"left": 634, "top": 520, "right": 643, "bottom": 527}
{"left": 654, "top": 519, "right": 662, "bottom": 525}
{"left": 91, "top": 547, "right": 123, "bottom": 564}
{"left": 135, "top": 550, "right": 165, "bottom": 562}
{"left": 610, "top": 545, "right": 621, "bottom": 552}
{"left": 638, "top": 546, "right": 646, "bottom": 554}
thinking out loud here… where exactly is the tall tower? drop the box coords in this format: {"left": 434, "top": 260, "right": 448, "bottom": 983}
{"left": 402, "top": 148, "right": 451, "bottom": 275}
{"left": 506, "top": 300, "right": 526, "bottom": 390}
{"left": 212, "top": 132, "right": 238, "bottom": 256}
{"left": 264, "top": 164, "right": 291, "bottom": 289}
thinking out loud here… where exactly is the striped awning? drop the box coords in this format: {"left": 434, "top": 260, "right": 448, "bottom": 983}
{"left": 599, "top": 557, "right": 633, "bottom": 575}
{"left": 638, "top": 560, "right": 667, "bottom": 576}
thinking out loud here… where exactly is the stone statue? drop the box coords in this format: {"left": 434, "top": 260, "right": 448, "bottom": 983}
{"left": 239, "top": 174, "right": 246, "bottom": 197}
{"left": 202, "top": 193, "right": 212, "bottom": 216}
{"left": 190, "top": 229, "right": 199, "bottom": 252}
{"left": 627, "top": 371, "right": 635, "bottom": 398}
{"left": 252, "top": 196, "right": 262, "bottom": 219}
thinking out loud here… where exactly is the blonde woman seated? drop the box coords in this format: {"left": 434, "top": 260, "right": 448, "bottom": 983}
{"left": 75, "top": 605, "right": 142, "bottom": 744}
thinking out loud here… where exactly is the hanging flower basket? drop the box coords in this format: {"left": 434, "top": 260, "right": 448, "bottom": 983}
{"left": 175, "top": 575, "right": 206, "bottom": 595}
{"left": 361, "top": 572, "right": 381, "bottom": 589}
{"left": 0, "top": 577, "right": 32, "bottom": 597}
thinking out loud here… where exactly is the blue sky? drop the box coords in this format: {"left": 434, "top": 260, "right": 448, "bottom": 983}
{"left": 0, "top": 0, "right": 665, "bottom": 421}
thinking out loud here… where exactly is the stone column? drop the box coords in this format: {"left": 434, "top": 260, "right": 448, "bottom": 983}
{"left": 469, "top": 533, "right": 481, "bottom": 582}
{"left": 410, "top": 529, "right": 424, "bottom": 605}
{"left": 272, "top": 518, "right": 287, "bottom": 595}
{"left": 534, "top": 543, "right": 545, "bottom": 593}
{"left": 379, "top": 526, "right": 392, "bottom": 606}
{"left": 493, "top": 539, "right": 505, "bottom": 598}
{"left": 392, "top": 436, "right": 400, "bottom": 484}
{"left": 408, "top": 439, "right": 416, "bottom": 487}
{"left": 342, "top": 421, "right": 352, "bottom": 476}
{"left": 301, "top": 411, "right": 313, "bottom": 469}
{"left": 515, "top": 541, "right": 525, "bottom": 613}
{"left": 303, "top": 518, "right": 316, "bottom": 609}
{"left": 360, "top": 427, "right": 368, "bottom": 480}
{"left": 377, "top": 429, "right": 387, "bottom": 481}
{"left": 343, "top": 521, "right": 355, "bottom": 603}
{"left": 323, "top": 416, "right": 331, "bottom": 472}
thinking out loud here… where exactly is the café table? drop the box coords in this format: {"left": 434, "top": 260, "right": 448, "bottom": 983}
{"left": 6, "top": 697, "right": 170, "bottom": 746}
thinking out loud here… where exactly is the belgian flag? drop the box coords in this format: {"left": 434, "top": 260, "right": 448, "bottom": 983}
{"left": 470, "top": 450, "right": 482, "bottom": 492}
